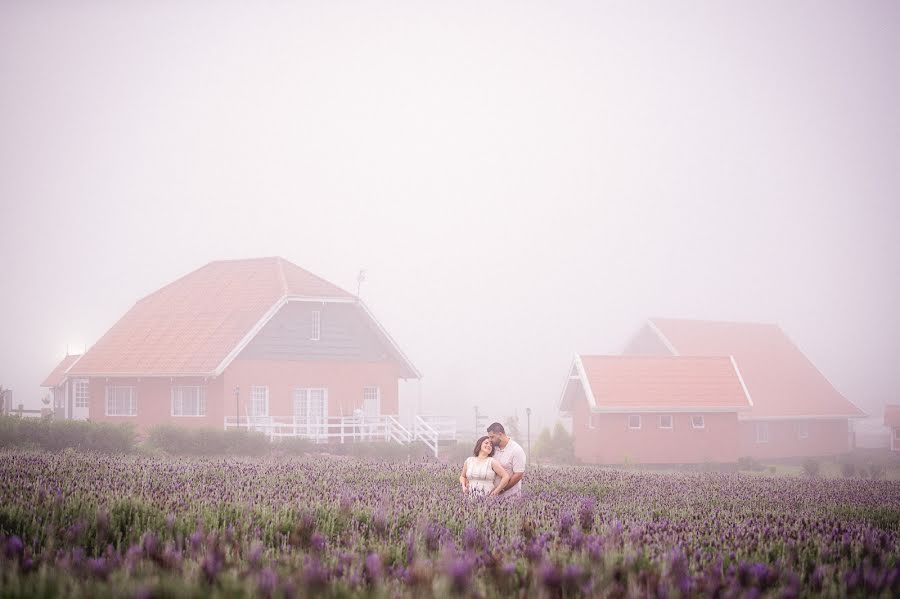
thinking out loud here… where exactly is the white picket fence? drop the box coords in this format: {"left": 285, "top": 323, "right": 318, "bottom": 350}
{"left": 223, "top": 413, "right": 457, "bottom": 457}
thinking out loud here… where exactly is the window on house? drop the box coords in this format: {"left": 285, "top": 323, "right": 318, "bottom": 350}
{"left": 756, "top": 422, "right": 769, "bottom": 443}
{"left": 105, "top": 386, "right": 136, "bottom": 416}
{"left": 797, "top": 420, "right": 809, "bottom": 440}
{"left": 627, "top": 414, "right": 641, "bottom": 430}
{"left": 589, "top": 413, "right": 601, "bottom": 429}
{"left": 691, "top": 415, "right": 705, "bottom": 429}
{"left": 172, "top": 386, "right": 206, "bottom": 417}
{"left": 658, "top": 415, "right": 673, "bottom": 429}
{"left": 363, "top": 386, "right": 380, "bottom": 417}
{"left": 74, "top": 380, "right": 89, "bottom": 408}
{"left": 250, "top": 386, "right": 269, "bottom": 417}
{"left": 894, "top": 428, "right": 900, "bottom": 441}
{"left": 310, "top": 310, "right": 321, "bottom": 341}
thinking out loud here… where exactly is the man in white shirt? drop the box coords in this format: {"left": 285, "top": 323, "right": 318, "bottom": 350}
{"left": 486, "top": 422, "right": 527, "bottom": 496}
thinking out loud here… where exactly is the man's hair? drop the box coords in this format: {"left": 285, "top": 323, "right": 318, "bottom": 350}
{"left": 486, "top": 422, "right": 505, "bottom": 434}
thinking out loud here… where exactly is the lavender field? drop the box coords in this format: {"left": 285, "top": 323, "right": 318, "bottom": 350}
{"left": 1, "top": 449, "right": 898, "bottom": 598}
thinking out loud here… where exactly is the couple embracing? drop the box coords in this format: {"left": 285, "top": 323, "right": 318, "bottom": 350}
{"left": 459, "top": 422, "right": 526, "bottom": 497}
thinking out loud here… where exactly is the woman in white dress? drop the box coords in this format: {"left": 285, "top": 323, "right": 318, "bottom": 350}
{"left": 459, "top": 436, "right": 510, "bottom": 497}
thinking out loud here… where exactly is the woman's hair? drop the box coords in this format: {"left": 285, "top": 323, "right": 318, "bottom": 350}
{"left": 473, "top": 435, "right": 496, "bottom": 457}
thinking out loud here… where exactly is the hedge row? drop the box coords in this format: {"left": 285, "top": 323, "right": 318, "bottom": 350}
{"left": 145, "top": 425, "right": 270, "bottom": 456}
{"left": 146, "top": 425, "right": 441, "bottom": 460}
{"left": 0, "top": 416, "right": 451, "bottom": 460}
{"left": 0, "top": 416, "right": 135, "bottom": 453}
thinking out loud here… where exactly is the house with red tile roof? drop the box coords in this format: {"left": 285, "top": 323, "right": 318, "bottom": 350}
{"left": 41, "top": 257, "right": 441, "bottom": 447}
{"left": 559, "top": 355, "right": 753, "bottom": 464}
{"left": 621, "top": 318, "right": 865, "bottom": 460}
{"left": 885, "top": 405, "right": 900, "bottom": 452}
{"left": 559, "top": 319, "right": 865, "bottom": 464}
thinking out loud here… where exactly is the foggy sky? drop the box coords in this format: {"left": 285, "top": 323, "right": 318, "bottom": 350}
{"left": 2, "top": 1, "right": 899, "bottom": 434}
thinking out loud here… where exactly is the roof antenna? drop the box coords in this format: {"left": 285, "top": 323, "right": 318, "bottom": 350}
{"left": 356, "top": 269, "right": 367, "bottom": 299}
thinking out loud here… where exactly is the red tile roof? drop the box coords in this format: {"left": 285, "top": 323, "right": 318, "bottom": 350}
{"left": 68, "top": 258, "right": 359, "bottom": 377}
{"left": 648, "top": 318, "right": 865, "bottom": 419}
{"left": 41, "top": 354, "right": 82, "bottom": 387}
{"left": 565, "top": 355, "right": 752, "bottom": 412}
{"left": 885, "top": 405, "right": 900, "bottom": 429}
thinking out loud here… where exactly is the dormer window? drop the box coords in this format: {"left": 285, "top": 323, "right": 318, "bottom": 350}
{"left": 311, "top": 310, "right": 321, "bottom": 341}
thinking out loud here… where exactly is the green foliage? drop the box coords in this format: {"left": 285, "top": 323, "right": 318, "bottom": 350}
{"left": 841, "top": 460, "right": 857, "bottom": 478}
{"left": 322, "top": 440, "right": 435, "bottom": 461}
{"left": 737, "top": 456, "right": 766, "bottom": 471}
{"left": 802, "top": 457, "right": 821, "bottom": 477}
{"left": 532, "top": 421, "right": 575, "bottom": 464}
{"left": 0, "top": 415, "right": 135, "bottom": 453}
{"left": 443, "top": 440, "right": 478, "bottom": 464}
{"left": 145, "top": 425, "right": 269, "bottom": 456}
{"left": 836, "top": 449, "right": 894, "bottom": 480}
{"left": 504, "top": 414, "right": 521, "bottom": 440}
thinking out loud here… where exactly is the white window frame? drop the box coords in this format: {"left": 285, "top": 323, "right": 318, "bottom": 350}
{"left": 797, "top": 420, "right": 809, "bottom": 440}
{"left": 74, "top": 380, "right": 90, "bottom": 409}
{"left": 105, "top": 386, "right": 137, "bottom": 416}
{"left": 658, "top": 415, "right": 673, "bottom": 429}
{"left": 250, "top": 386, "right": 269, "bottom": 418}
{"left": 691, "top": 415, "right": 705, "bottom": 429}
{"left": 310, "top": 310, "right": 321, "bottom": 341}
{"left": 627, "top": 414, "right": 641, "bottom": 430}
{"left": 756, "top": 422, "right": 769, "bottom": 444}
{"left": 171, "top": 385, "right": 207, "bottom": 417}
{"left": 588, "top": 413, "right": 601, "bottom": 429}
{"left": 362, "top": 386, "right": 380, "bottom": 417}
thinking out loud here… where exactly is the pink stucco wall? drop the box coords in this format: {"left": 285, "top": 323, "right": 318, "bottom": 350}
{"left": 572, "top": 396, "right": 741, "bottom": 464}
{"left": 738, "top": 419, "right": 851, "bottom": 459}
{"left": 84, "top": 359, "right": 401, "bottom": 431}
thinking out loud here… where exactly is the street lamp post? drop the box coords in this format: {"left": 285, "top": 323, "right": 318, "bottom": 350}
{"left": 525, "top": 407, "right": 531, "bottom": 457}
{"left": 234, "top": 386, "right": 240, "bottom": 429}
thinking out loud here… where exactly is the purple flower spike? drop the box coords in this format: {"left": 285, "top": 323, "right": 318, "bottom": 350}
{"left": 447, "top": 557, "right": 472, "bottom": 593}
{"left": 5, "top": 536, "right": 24, "bottom": 560}
{"left": 364, "top": 552, "right": 382, "bottom": 583}
{"left": 257, "top": 567, "right": 278, "bottom": 597}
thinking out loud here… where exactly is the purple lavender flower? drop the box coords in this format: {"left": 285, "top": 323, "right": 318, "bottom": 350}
{"left": 447, "top": 557, "right": 472, "bottom": 593}
{"left": 257, "top": 567, "right": 278, "bottom": 597}
{"left": 364, "top": 552, "right": 382, "bottom": 583}
{"left": 5, "top": 535, "right": 24, "bottom": 560}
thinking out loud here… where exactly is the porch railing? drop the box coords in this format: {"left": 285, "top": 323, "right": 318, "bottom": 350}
{"left": 223, "top": 413, "right": 456, "bottom": 456}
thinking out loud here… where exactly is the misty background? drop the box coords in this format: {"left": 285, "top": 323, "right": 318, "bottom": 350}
{"left": 2, "top": 1, "right": 898, "bottom": 435}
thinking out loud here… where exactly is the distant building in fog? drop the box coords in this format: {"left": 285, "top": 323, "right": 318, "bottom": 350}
{"left": 560, "top": 318, "right": 865, "bottom": 464}
{"left": 885, "top": 405, "right": 900, "bottom": 452}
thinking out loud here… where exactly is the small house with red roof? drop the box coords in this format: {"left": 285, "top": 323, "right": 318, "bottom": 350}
{"left": 885, "top": 405, "right": 900, "bottom": 452}
{"left": 559, "top": 355, "right": 753, "bottom": 464}
{"left": 41, "top": 258, "right": 443, "bottom": 447}
{"left": 560, "top": 318, "right": 865, "bottom": 464}
{"left": 622, "top": 318, "right": 865, "bottom": 460}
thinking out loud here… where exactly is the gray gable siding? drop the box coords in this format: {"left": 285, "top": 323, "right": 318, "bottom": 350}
{"left": 238, "top": 302, "right": 394, "bottom": 362}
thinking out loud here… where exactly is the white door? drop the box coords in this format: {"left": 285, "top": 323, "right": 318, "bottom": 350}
{"left": 72, "top": 380, "right": 90, "bottom": 420}
{"left": 293, "top": 388, "right": 328, "bottom": 438}
{"left": 363, "top": 387, "right": 380, "bottom": 417}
